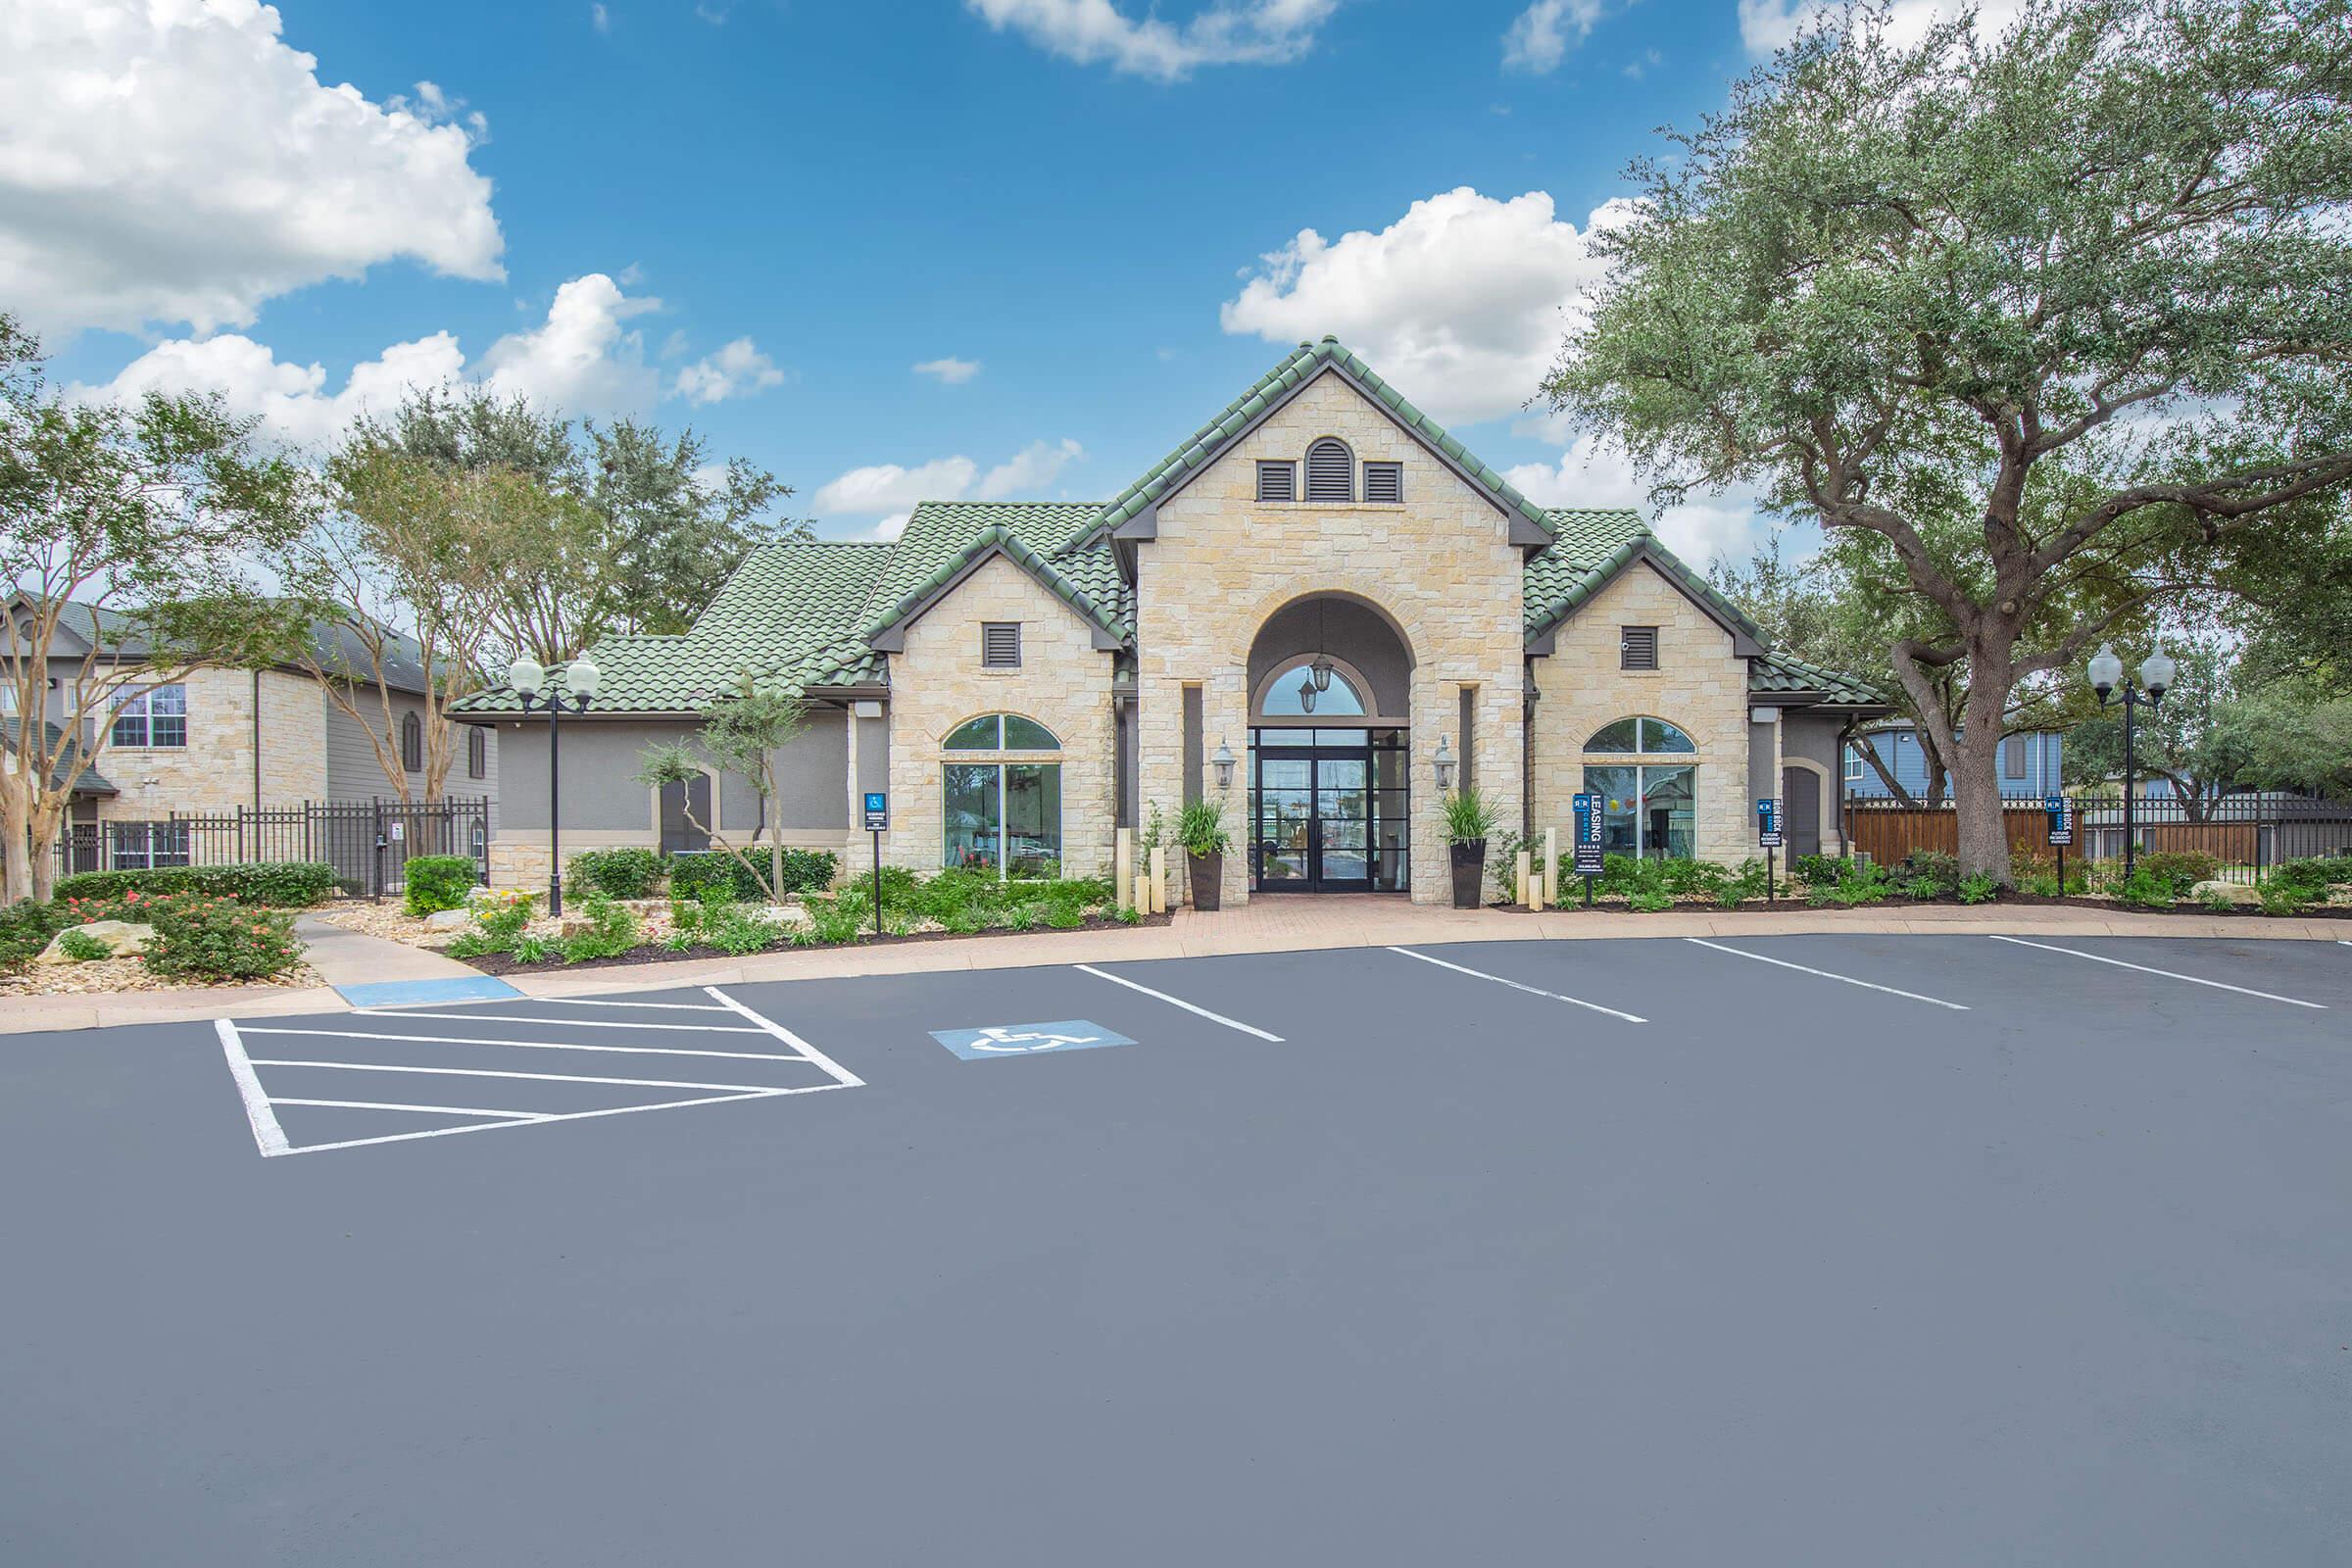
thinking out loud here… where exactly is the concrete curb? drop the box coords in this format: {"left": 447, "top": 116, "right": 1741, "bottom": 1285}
{"left": 6, "top": 902, "right": 2339, "bottom": 1031}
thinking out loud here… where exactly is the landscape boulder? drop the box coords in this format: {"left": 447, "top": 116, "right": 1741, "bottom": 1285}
{"left": 36, "top": 920, "right": 156, "bottom": 962}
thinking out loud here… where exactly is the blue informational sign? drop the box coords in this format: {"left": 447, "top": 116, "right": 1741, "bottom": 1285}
{"left": 2045, "top": 793, "right": 2072, "bottom": 846}
{"left": 862, "top": 791, "right": 889, "bottom": 832}
{"left": 1571, "top": 792, "right": 1604, "bottom": 874}
{"left": 930, "top": 1021, "right": 1137, "bottom": 1061}
{"left": 1757, "top": 796, "right": 1784, "bottom": 849}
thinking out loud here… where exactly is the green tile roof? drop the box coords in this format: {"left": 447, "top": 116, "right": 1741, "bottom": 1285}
{"left": 454, "top": 538, "right": 897, "bottom": 715}
{"left": 858, "top": 501, "right": 1127, "bottom": 644}
{"left": 1087, "top": 336, "right": 1556, "bottom": 542}
{"left": 1748, "top": 650, "right": 1888, "bottom": 706}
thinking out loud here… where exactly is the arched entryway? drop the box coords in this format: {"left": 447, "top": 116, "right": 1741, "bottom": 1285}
{"left": 1245, "top": 594, "right": 1413, "bottom": 894}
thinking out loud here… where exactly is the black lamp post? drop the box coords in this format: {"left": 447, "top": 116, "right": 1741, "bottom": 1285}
{"left": 2086, "top": 642, "right": 2174, "bottom": 882}
{"left": 508, "top": 653, "right": 599, "bottom": 917}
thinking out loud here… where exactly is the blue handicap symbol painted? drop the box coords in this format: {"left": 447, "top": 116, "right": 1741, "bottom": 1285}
{"left": 931, "top": 1020, "right": 1136, "bottom": 1061}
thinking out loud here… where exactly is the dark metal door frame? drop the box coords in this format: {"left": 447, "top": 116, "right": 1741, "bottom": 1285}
{"left": 1251, "top": 743, "right": 1376, "bottom": 893}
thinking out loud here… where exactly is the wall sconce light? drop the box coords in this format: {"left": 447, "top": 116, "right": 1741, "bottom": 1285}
{"left": 1434, "top": 735, "right": 1456, "bottom": 792}
{"left": 1211, "top": 738, "right": 1236, "bottom": 792}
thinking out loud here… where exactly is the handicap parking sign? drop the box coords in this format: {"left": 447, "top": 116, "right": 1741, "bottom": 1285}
{"left": 930, "top": 1020, "right": 1136, "bottom": 1061}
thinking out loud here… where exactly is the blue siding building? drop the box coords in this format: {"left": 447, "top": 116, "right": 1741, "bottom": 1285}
{"left": 1844, "top": 723, "right": 2065, "bottom": 800}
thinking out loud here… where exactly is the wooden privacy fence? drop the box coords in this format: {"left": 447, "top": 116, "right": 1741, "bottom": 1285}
{"left": 1843, "top": 794, "right": 2349, "bottom": 883}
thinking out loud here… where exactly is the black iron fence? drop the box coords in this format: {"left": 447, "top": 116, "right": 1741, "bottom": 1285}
{"left": 1844, "top": 792, "right": 2352, "bottom": 884}
{"left": 50, "top": 798, "right": 491, "bottom": 898}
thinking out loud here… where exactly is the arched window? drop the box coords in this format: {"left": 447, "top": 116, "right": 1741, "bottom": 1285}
{"left": 1304, "top": 437, "right": 1354, "bottom": 503}
{"left": 466, "top": 726, "right": 488, "bottom": 780}
{"left": 400, "top": 710, "right": 423, "bottom": 772}
{"left": 1584, "top": 716, "right": 1695, "bottom": 755}
{"left": 1582, "top": 716, "right": 1697, "bottom": 858}
{"left": 940, "top": 714, "right": 1061, "bottom": 877}
{"left": 1257, "top": 659, "right": 1367, "bottom": 717}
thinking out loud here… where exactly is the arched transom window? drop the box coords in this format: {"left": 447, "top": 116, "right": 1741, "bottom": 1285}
{"left": 941, "top": 713, "right": 1061, "bottom": 877}
{"left": 1257, "top": 658, "right": 1367, "bottom": 718}
{"left": 1582, "top": 715, "right": 1697, "bottom": 858}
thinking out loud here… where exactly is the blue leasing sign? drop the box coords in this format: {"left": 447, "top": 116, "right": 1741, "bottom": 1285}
{"left": 930, "top": 1021, "right": 1137, "bottom": 1061}
{"left": 862, "top": 791, "right": 889, "bottom": 832}
{"left": 1757, "top": 795, "right": 1784, "bottom": 848}
{"left": 1572, "top": 791, "right": 1604, "bottom": 873}
{"left": 2045, "top": 793, "right": 2072, "bottom": 845}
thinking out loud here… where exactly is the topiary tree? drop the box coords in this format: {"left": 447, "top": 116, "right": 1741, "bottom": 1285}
{"left": 636, "top": 673, "right": 810, "bottom": 904}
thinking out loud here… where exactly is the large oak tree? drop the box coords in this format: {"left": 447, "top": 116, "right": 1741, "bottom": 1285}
{"left": 1545, "top": 0, "right": 2352, "bottom": 878}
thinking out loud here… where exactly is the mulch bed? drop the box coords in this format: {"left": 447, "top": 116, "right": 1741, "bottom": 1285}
{"left": 457, "top": 909, "right": 1173, "bottom": 977}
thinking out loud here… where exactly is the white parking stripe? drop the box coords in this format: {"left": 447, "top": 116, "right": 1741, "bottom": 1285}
{"left": 1387, "top": 947, "right": 1646, "bottom": 1023}
{"left": 238, "top": 1026, "right": 811, "bottom": 1062}
{"left": 1988, "top": 936, "right": 2328, "bottom": 1008}
{"left": 705, "top": 987, "right": 865, "bottom": 1087}
{"left": 215, "top": 1019, "right": 290, "bottom": 1156}
{"left": 349, "top": 1010, "right": 761, "bottom": 1032}
{"left": 270, "top": 1090, "right": 824, "bottom": 1159}
{"left": 1075, "top": 964, "right": 1285, "bottom": 1042}
{"left": 1683, "top": 938, "right": 1971, "bottom": 1010}
{"left": 244, "top": 1059, "right": 795, "bottom": 1093}
{"left": 271, "top": 1098, "right": 544, "bottom": 1121}
{"left": 531, "top": 999, "right": 730, "bottom": 1011}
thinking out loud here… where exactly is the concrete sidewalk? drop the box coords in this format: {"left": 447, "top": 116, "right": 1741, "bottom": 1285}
{"left": 6, "top": 896, "right": 2341, "bottom": 1031}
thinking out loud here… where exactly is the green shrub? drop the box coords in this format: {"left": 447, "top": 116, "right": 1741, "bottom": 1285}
{"left": 1442, "top": 788, "right": 1498, "bottom": 845}
{"left": 0, "top": 900, "right": 74, "bottom": 970}
{"left": 2114, "top": 868, "right": 2176, "bottom": 909}
{"left": 2135, "top": 851, "right": 2220, "bottom": 898}
{"left": 1905, "top": 877, "right": 1952, "bottom": 901}
{"left": 1791, "top": 853, "right": 1844, "bottom": 887}
{"left": 510, "top": 934, "right": 561, "bottom": 963}
{"left": 1958, "top": 873, "right": 2000, "bottom": 905}
{"left": 2199, "top": 887, "right": 2238, "bottom": 912}
{"left": 53, "top": 860, "right": 337, "bottom": 907}
{"left": 1177, "top": 798, "right": 1229, "bottom": 857}
{"left": 466, "top": 893, "right": 535, "bottom": 954}
{"left": 1043, "top": 901, "right": 1086, "bottom": 929}
{"left": 57, "top": 928, "right": 115, "bottom": 961}
{"left": 1891, "top": 850, "right": 1960, "bottom": 897}
{"left": 665, "top": 847, "right": 839, "bottom": 903}
{"left": 567, "top": 848, "right": 664, "bottom": 899}
{"left": 703, "top": 903, "right": 778, "bottom": 955}
{"left": 1807, "top": 860, "right": 1891, "bottom": 906}
{"left": 143, "top": 896, "right": 304, "bottom": 980}
{"left": 1626, "top": 883, "right": 1674, "bottom": 912}
{"left": 403, "top": 855, "right": 479, "bottom": 916}
{"left": 1114, "top": 905, "right": 1144, "bottom": 926}
{"left": 561, "top": 896, "right": 641, "bottom": 962}
{"left": 807, "top": 899, "right": 868, "bottom": 945}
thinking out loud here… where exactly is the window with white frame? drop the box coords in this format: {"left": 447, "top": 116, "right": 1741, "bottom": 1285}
{"left": 1843, "top": 745, "right": 1865, "bottom": 782}
{"left": 108, "top": 820, "right": 190, "bottom": 869}
{"left": 110, "top": 684, "right": 186, "bottom": 748}
{"left": 1583, "top": 716, "right": 1698, "bottom": 858}
{"left": 941, "top": 713, "right": 1061, "bottom": 878}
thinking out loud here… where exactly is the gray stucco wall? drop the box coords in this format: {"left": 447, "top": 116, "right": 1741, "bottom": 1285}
{"left": 855, "top": 712, "right": 888, "bottom": 798}
{"left": 321, "top": 685, "right": 499, "bottom": 828}
{"left": 1747, "top": 718, "right": 1777, "bottom": 807}
{"left": 493, "top": 716, "right": 843, "bottom": 834}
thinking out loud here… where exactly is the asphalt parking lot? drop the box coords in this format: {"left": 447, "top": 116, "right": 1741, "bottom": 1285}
{"left": 3, "top": 933, "right": 2348, "bottom": 1566}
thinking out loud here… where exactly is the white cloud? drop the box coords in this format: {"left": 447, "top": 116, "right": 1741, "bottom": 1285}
{"left": 811, "top": 458, "right": 981, "bottom": 518}
{"left": 811, "top": 438, "right": 1085, "bottom": 525}
{"left": 978, "top": 438, "right": 1084, "bottom": 500}
{"left": 913, "top": 357, "right": 983, "bottom": 385}
{"left": 1502, "top": 1, "right": 1605, "bottom": 74}
{"left": 70, "top": 272, "right": 775, "bottom": 445}
{"left": 592, "top": 3, "right": 612, "bottom": 33}
{"left": 964, "top": 0, "right": 1340, "bottom": 80}
{"left": 1504, "top": 434, "right": 1763, "bottom": 567}
{"left": 83, "top": 330, "right": 466, "bottom": 451}
{"left": 477, "top": 274, "right": 662, "bottom": 415}
{"left": 1736, "top": 0, "right": 2029, "bottom": 55}
{"left": 0, "top": 0, "right": 503, "bottom": 336}
{"left": 1221, "top": 187, "right": 1635, "bottom": 428}
{"left": 672, "top": 337, "right": 786, "bottom": 405}
{"left": 863, "top": 514, "right": 913, "bottom": 542}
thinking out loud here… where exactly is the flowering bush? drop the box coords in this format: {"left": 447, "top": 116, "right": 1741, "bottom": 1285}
{"left": 141, "top": 896, "right": 304, "bottom": 981}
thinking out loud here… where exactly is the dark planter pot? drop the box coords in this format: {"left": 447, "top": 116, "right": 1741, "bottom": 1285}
{"left": 1449, "top": 840, "right": 1487, "bottom": 909}
{"left": 1188, "top": 849, "right": 1224, "bottom": 911}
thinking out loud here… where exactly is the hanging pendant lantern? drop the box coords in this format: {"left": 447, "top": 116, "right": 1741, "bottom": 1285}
{"left": 1310, "top": 600, "right": 1334, "bottom": 690}
{"left": 1298, "top": 673, "right": 1318, "bottom": 713}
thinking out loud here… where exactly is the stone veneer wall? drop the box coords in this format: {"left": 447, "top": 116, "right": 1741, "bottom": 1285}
{"left": 1528, "top": 561, "right": 1752, "bottom": 865}
{"left": 1137, "top": 370, "right": 1527, "bottom": 906}
{"left": 883, "top": 554, "right": 1119, "bottom": 879}
{"left": 94, "top": 666, "right": 326, "bottom": 821}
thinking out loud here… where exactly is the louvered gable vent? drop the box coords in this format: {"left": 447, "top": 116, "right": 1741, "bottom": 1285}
{"left": 1363, "top": 461, "right": 1402, "bottom": 503}
{"left": 1620, "top": 625, "right": 1658, "bottom": 670}
{"left": 981, "top": 621, "right": 1021, "bottom": 667}
{"left": 1304, "top": 438, "right": 1353, "bottom": 503}
{"left": 1255, "top": 461, "right": 1296, "bottom": 502}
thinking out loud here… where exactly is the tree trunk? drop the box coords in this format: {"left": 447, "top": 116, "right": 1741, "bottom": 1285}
{"left": 1950, "top": 676, "right": 2014, "bottom": 882}
{"left": 25, "top": 796, "right": 63, "bottom": 904}
{"left": 0, "top": 783, "right": 30, "bottom": 907}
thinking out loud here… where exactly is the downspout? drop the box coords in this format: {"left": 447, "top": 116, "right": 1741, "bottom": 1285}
{"left": 252, "top": 668, "right": 263, "bottom": 811}
{"left": 1521, "top": 658, "right": 1538, "bottom": 843}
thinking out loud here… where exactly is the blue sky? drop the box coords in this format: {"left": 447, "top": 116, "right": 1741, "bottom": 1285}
{"left": 9, "top": 0, "right": 1919, "bottom": 565}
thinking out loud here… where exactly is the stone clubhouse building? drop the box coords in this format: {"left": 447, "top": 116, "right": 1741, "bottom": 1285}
{"left": 457, "top": 337, "right": 1886, "bottom": 906}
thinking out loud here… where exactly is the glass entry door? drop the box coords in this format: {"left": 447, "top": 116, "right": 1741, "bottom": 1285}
{"left": 1250, "top": 730, "right": 1403, "bottom": 892}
